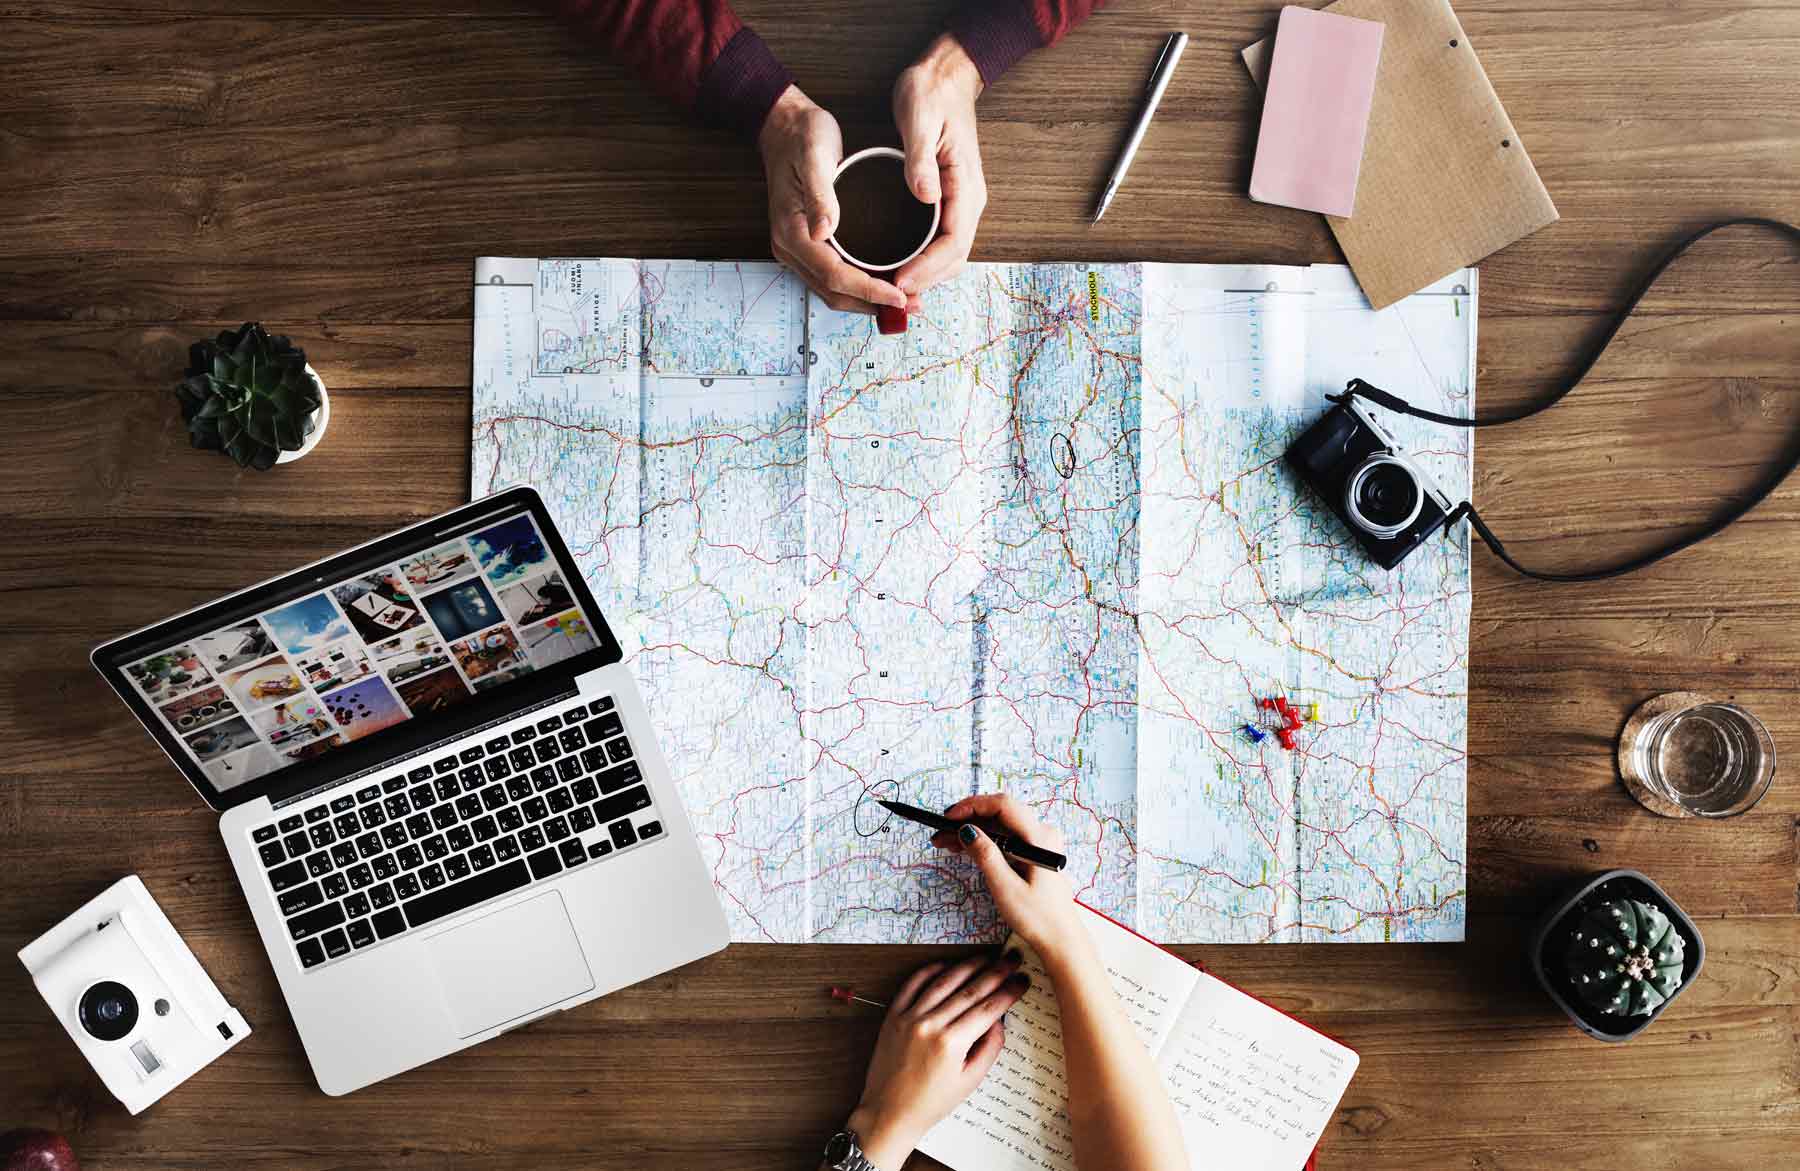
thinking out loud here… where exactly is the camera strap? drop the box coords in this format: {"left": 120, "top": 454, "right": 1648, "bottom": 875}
{"left": 1331, "top": 217, "right": 1800, "bottom": 582}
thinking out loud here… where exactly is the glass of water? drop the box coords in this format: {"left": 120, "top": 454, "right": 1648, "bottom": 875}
{"left": 1620, "top": 694, "right": 1776, "bottom": 817}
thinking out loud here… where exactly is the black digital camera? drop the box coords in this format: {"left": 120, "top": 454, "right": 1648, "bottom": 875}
{"left": 1286, "top": 397, "right": 1455, "bottom": 569}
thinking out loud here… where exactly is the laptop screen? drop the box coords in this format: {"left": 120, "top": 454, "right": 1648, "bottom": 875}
{"left": 93, "top": 489, "right": 621, "bottom": 810}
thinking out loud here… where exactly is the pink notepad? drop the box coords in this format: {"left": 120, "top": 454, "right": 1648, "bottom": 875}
{"left": 1249, "top": 6, "right": 1385, "bottom": 218}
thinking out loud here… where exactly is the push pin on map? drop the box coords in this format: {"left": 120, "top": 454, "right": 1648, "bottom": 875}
{"left": 1241, "top": 723, "right": 1266, "bottom": 743}
{"left": 829, "top": 986, "right": 887, "bottom": 1010}
{"left": 1257, "top": 697, "right": 1306, "bottom": 751}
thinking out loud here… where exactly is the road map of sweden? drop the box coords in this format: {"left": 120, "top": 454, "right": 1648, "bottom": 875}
{"left": 472, "top": 257, "right": 1474, "bottom": 944}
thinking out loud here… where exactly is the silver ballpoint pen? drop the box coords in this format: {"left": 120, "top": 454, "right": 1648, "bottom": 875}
{"left": 1091, "top": 32, "right": 1188, "bottom": 223}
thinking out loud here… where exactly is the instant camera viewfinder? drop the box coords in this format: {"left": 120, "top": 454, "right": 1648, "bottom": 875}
{"left": 1287, "top": 396, "right": 1455, "bottom": 570}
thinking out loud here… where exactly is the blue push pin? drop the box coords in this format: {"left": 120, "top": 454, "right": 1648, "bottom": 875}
{"left": 1241, "top": 723, "right": 1266, "bottom": 743}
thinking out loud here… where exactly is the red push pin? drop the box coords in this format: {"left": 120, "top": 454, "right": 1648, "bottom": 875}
{"left": 876, "top": 305, "right": 908, "bottom": 335}
{"left": 829, "top": 985, "right": 888, "bottom": 1009}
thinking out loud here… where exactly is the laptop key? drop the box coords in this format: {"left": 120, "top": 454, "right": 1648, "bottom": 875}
{"left": 408, "top": 784, "right": 436, "bottom": 809}
{"left": 283, "top": 831, "right": 309, "bottom": 857}
{"left": 469, "top": 844, "right": 496, "bottom": 871}
{"left": 589, "top": 696, "right": 616, "bottom": 715}
{"left": 322, "top": 873, "right": 349, "bottom": 899}
{"left": 268, "top": 860, "right": 307, "bottom": 891}
{"left": 421, "top": 834, "right": 448, "bottom": 861}
{"left": 347, "top": 863, "right": 374, "bottom": 890}
{"left": 373, "top": 907, "right": 407, "bottom": 939}
{"left": 306, "top": 852, "right": 333, "bottom": 878}
{"left": 330, "top": 842, "right": 357, "bottom": 868}
{"left": 609, "top": 819, "right": 638, "bottom": 849}
{"left": 405, "top": 812, "right": 432, "bottom": 839}
{"left": 548, "top": 788, "right": 574, "bottom": 814}
{"left": 544, "top": 815, "right": 570, "bottom": 842}
{"left": 484, "top": 735, "right": 511, "bottom": 755}
{"left": 459, "top": 766, "right": 485, "bottom": 792}
{"left": 373, "top": 854, "right": 399, "bottom": 880}
{"left": 305, "top": 805, "right": 331, "bottom": 823}
{"left": 356, "top": 832, "right": 382, "bottom": 859}
{"left": 330, "top": 794, "right": 357, "bottom": 814}
{"left": 384, "top": 795, "right": 411, "bottom": 820}
{"left": 347, "top": 918, "right": 376, "bottom": 949}
{"left": 522, "top": 797, "right": 548, "bottom": 822}
{"left": 278, "top": 881, "right": 324, "bottom": 916}
{"left": 434, "top": 755, "right": 460, "bottom": 775}
{"left": 288, "top": 902, "right": 345, "bottom": 941}
{"left": 570, "top": 806, "right": 596, "bottom": 834}
{"left": 493, "top": 834, "right": 521, "bottom": 860}
{"left": 356, "top": 784, "right": 381, "bottom": 804}
{"left": 447, "top": 825, "right": 473, "bottom": 852}
{"left": 509, "top": 746, "right": 536, "bottom": 772}
{"left": 564, "top": 702, "right": 587, "bottom": 720}
{"left": 431, "top": 803, "right": 458, "bottom": 831}
{"left": 359, "top": 804, "right": 387, "bottom": 829}
{"left": 538, "top": 715, "right": 563, "bottom": 734}
{"left": 368, "top": 881, "right": 395, "bottom": 908}
{"left": 579, "top": 747, "right": 609, "bottom": 774}
{"left": 296, "top": 938, "right": 326, "bottom": 968}
{"left": 381, "top": 823, "right": 407, "bottom": 849}
{"left": 460, "top": 746, "right": 485, "bottom": 764}
{"left": 343, "top": 891, "right": 371, "bottom": 919}
{"left": 555, "top": 756, "right": 582, "bottom": 783}
{"left": 481, "top": 783, "right": 508, "bottom": 811}
{"left": 258, "top": 841, "right": 285, "bottom": 867}
{"left": 593, "top": 712, "right": 623, "bottom": 739}
{"left": 419, "top": 863, "right": 446, "bottom": 890}
{"left": 322, "top": 929, "right": 351, "bottom": 959}
{"left": 559, "top": 725, "right": 586, "bottom": 752}
{"left": 396, "top": 844, "right": 424, "bottom": 870}
{"left": 334, "top": 813, "right": 361, "bottom": 839}
{"left": 455, "top": 794, "right": 482, "bottom": 820}
{"left": 519, "top": 826, "right": 546, "bottom": 851}
{"left": 592, "top": 786, "right": 653, "bottom": 825}
{"left": 309, "top": 823, "right": 337, "bottom": 849}
{"left": 572, "top": 777, "right": 598, "bottom": 804}
{"left": 483, "top": 756, "right": 512, "bottom": 782}
{"left": 279, "top": 814, "right": 304, "bottom": 833}
{"left": 512, "top": 728, "right": 536, "bottom": 747}
{"left": 534, "top": 738, "right": 562, "bottom": 763}
{"left": 588, "top": 840, "right": 613, "bottom": 860}
{"left": 408, "top": 764, "right": 434, "bottom": 784}
{"left": 434, "top": 775, "right": 459, "bottom": 802}
{"left": 639, "top": 821, "right": 662, "bottom": 839}
{"left": 506, "top": 776, "right": 532, "bottom": 802}
{"left": 401, "top": 858, "right": 531, "bottom": 930}
{"left": 605, "top": 737, "right": 633, "bottom": 765}
{"left": 393, "top": 873, "right": 421, "bottom": 899}
{"left": 253, "top": 824, "right": 279, "bottom": 843}
{"left": 383, "top": 776, "right": 407, "bottom": 794}
{"left": 596, "top": 762, "right": 641, "bottom": 795}
{"left": 557, "top": 839, "right": 586, "bottom": 869}
{"left": 444, "top": 854, "right": 471, "bottom": 881}
{"left": 471, "top": 814, "right": 498, "bottom": 841}
{"left": 526, "top": 847, "right": 563, "bottom": 881}
{"left": 497, "top": 806, "right": 524, "bottom": 832}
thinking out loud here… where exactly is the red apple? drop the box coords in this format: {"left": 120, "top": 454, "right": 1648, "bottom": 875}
{"left": 0, "top": 1130, "right": 79, "bottom": 1171}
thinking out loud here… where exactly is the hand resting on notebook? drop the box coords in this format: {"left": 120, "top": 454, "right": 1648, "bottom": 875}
{"left": 829, "top": 795, "right": 1190, "bottom": 1171}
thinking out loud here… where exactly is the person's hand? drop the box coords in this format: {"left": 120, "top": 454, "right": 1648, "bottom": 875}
{"left": 759, "top": 85, "right": 911, "bottom": 317}
{"left": 844, "top": 954, "right": 1029, "bottom": 1170}
{"left": 891, "top": 33, "right": 987, "bottom": 298}
{"left": 932, "top": 793, "right": 1084, "bottom": 956}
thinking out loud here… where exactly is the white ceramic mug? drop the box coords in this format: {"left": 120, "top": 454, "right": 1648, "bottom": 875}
{"left": 827, "top": 146, "right": 942, "bottom": 272}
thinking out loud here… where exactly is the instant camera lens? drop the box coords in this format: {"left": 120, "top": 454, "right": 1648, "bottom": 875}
{"left": 78, "top": 980, "right": 139, "bottom": 1041}
{"left": 1345, "top": 456, "right": 1423, "bottom": 538}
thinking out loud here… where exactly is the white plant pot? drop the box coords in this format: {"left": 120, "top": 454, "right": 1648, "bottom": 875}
{"left": 276, "top": 363, "right": 330, "bottom": 464}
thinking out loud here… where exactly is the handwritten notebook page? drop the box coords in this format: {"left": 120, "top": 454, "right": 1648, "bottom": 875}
{"left": 1159, "top": 972, "right": 1359, "bottom": 1166}
{"left": 916, "top": 908, "right": 1359, "bottom": 1171}
{"left": 917, "top": 911, "right": 1203, "bottom": 1171}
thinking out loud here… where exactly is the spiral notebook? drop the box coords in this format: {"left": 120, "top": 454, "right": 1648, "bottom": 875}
{"left": 917, "top": 906, "right": 1359, "bottom": 1171}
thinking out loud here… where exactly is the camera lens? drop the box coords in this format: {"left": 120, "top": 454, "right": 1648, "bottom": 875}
{"left": 78, "top": 980, "right": 139, "bottom": 1042}
{"left": 1345, "top": 456, "right": 1423, "bottom": 538}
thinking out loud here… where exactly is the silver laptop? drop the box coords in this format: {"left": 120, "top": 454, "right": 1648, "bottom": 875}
{"left": 92, "top": 488, "right": 729, "bottom": 1094}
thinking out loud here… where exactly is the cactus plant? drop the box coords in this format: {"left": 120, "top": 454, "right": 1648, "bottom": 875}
{"left": 1563, "top": 896, "right": 1686, "bottom": 1017}
{"left": 176, "top": 323, "right": 323, "bottom": 470}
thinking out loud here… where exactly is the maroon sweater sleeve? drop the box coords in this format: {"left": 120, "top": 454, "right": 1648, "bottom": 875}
{"left": 947, "top": 0, "right": 1108, "bottom": 87}
{"left": 551, "top": 0, "right": 794, "bottom": 140}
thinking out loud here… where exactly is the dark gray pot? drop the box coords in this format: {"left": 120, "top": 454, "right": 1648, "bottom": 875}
{"left": 1529, "top": 868, "right": 1704, "bottom": 1042}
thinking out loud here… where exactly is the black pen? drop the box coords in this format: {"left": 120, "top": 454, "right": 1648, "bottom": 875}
{"left": 878, "top": 799, "right": 1068, "bottom": 872}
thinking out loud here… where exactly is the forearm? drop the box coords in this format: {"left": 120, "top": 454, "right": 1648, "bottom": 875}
{"left": 947, "top": 0, "right": 1110, "bottom": 87}
{"left": 1042, "top": 938, "right": 1188, "bottom": 1171}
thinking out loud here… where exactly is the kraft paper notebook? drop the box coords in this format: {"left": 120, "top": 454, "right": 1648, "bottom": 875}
{"left": 1243, "top": 0, "right": 1558, "bottom": 308}
{"left": 917, "top": 906, "right": 1360, "bottom": 1171}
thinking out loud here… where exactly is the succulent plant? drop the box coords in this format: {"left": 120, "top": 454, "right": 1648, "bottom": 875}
{"left": 1563, "top": 896, "right": 1686, "bottom": 1017}
{"left": 176, "top": 323, "right": 322, "bottom": 470}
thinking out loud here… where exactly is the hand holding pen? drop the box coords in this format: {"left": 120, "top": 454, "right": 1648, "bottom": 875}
{"left": 918, "top": 793, "right": 1086, "bottom": 956}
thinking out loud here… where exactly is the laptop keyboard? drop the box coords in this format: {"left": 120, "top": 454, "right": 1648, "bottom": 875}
{"left": 246, "top": 696, "right": 665, "bottom": 971}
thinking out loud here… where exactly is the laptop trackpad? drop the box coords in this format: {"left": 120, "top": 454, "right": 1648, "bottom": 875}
{"left": 426, "top": 891, "right": 595, "bottom": 1038}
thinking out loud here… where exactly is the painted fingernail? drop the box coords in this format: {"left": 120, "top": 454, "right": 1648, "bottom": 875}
{"left": 958, "top": 824, "right": 978, "bottom": 846}
{"left": 1007, "top": 974, "right": 1030, "bottom": 991}
{"left": 1003, "top": 949, "right": 1021, "bottom": 965}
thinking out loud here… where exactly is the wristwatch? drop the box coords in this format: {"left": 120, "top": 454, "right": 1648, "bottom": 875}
{"left": 822, "top": 1129, "right": 881, "bottom": 1171}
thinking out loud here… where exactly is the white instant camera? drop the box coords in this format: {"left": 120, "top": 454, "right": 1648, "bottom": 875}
{"left": 17, "top": 875, "right": 249, "bottom": 1113}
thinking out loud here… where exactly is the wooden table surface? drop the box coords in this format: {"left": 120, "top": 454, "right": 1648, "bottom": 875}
{"left": 3, "top": 1, "right": 1797, "bottom": 1167}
